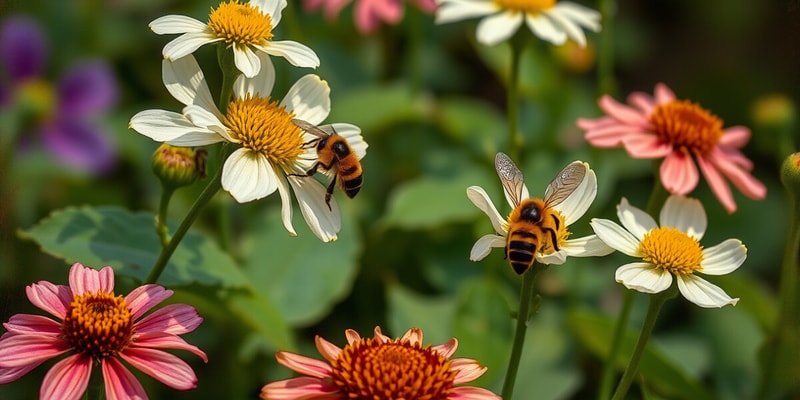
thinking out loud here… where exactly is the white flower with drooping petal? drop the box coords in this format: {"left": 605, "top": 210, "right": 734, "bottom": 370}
{"left": 129, "top": 54, "right": 367, "bottom": 242}
{"left": 590, "top": 195, "right": 747, "bottom": 308}
{"left": 467, "top": 160, "right": 613, "bottom": 268}
{"left": 434, "top": 0, "right": 601, "bottom": 47}
{"left": 149, "top": 0, "right": 320, "bottom": 78}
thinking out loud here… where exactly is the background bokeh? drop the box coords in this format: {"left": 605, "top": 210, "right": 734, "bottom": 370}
{"left": 1, "top": 0, "right": 798, "bottom": 399}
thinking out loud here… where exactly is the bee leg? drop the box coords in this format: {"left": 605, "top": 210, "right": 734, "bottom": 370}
{"left": 324, "top": 175, "right": 337, "bottom": 211}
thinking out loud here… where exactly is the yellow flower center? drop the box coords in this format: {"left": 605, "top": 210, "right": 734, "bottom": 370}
{"left": 60, "top": 291, "right": 134, "bottom": 359}
{"left": 649, "top": 99, "right": 724, "bottom": 156}
{"left": 207, "top": 1, "right": 274, "bottom": 48}
{"left": 224, "top": 95, "right": 304, "bottom": 168}
{"left": 331, "top": 336, "right": 457, "bottom": 399}
{"left": 493, "top": 0, "right": 556, "bottom": 14}
{"left": 638, "top": 227, "right": 704, "bottom": 275}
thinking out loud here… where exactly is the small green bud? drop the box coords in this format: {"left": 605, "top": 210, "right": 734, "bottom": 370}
{"left": 781, "top": 152, "right": 800, "bottom": 200}
{"left": 152, "top": 144, "right": 208, "bottom": 190}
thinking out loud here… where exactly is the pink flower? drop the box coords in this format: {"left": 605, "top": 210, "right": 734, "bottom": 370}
{"left": 0, "top": 263, "right": 207, "bottom": 399}
{"left": 577, "top": 83, "right": 766, "bottom": 213}
{"left": 260, "top": 326, "right": 500, "bottom": 400}
{"left": 304, "top": 0, "right": 436, "bottom": 34}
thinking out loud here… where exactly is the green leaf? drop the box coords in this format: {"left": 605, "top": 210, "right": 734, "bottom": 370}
{"left": 327, "top": 83, "right": 430, "bottom": 133}
{"left": 18, "top": 206, "right": 247, "bottom": 287}
{"left": 226, "top": 290, "right": 295, "bottom": 351}
{"left": 567, "top": 308, "right": 715, "bottom": 400}
{"left": 437, "top": 97, "right": 506, "bottom": 158}
{"left": 243, "top": 203, "right": 361, "bottom": 326}
{"left": 386, "top": 283, "right": 457, "bottom": 346}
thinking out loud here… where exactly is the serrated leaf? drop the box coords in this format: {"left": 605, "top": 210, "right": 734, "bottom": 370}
{"left": 18, "top": 206, "right": 247, "bottom": 287}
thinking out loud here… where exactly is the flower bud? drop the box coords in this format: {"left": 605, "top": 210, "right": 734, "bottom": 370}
{"left": 151, "top": 143, "right": 207, "bottom": 190}
{"left": 781, "top": 152, "right": 800, "bottom": 201}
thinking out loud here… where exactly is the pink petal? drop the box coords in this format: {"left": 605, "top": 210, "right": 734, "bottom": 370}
{"left": 575, "top": 116, "right": 616, "bottom": 130}
{"left": 598, "top": 95, "right": 650, "bottom": 127}
{"left": 432, "top": 338, "right": 458, "bottom": 358}
{"left": 627, "top": 91, "right": 656, "bottom": 115}
{"left": 719, "top": 126, "right": 751, "bottom": 149}
{"left": 654, "top": 82, "right": 676, "bottom": 104}
{"left": 659, "top": 151, "right": 699, "bottom": 195}
{"left": 708, "top": 149, "right": 767, "bottom": 201}
{"left": 450, "top": 358, "right": 488, "bottom": 384}
{"left": 4, "top": 314, "right": 61, "bottom": 335}
{"left": 131, "top": 332, "right": 208, "bottom": 362}
{"left": 449, "top": 386, "right": 502, "bottom": 400}
{"left": 40, "top": 353, "right": 92, "bottom": 400}
{"left": 621, "top": 134, "right": 672, "bottom": 158}
{"left": 314, "top": 335, "right": 342, "bottom": 362}
{"left": 354, "top": 0, "right": 402, "bottom": 33}
{"left": 26, "top": 280, "right": 71, "bottom": 319}
{"left": 119, "top": 347, "right": 198, "bottom": 390}
{"left": 696, "top": 155, "right": 737, "bottom": 213}
{"left": 275, "top": 351, "right": 332, "bottom": 379}
{"left": 134, "top": 303, "right": 201, "bottom": 335}
{"left": 345, "top": 329, "right": 362, "bottom": 345}
{"left": 260, "top": 376, "right": 341, "bottom": 400}
{"left": 584, "top": 123, "right": 649, "bottom": 148}
{"left": 400, "top": 327, "right": 423, "bottom": 346}
{"left": 372, "top": 326, "right": 390, "bottom": 343}
{"left": 0, "top": 363, "right": 39, "bottom": 384}
{"left": 125, "top": 284, "right": 173, "bottom": 320}
{"left": 69, "top": 263, "right": 114, "bottom": 295}
{"left": 0, "top": 334, "right": 71, "bottom": 368}
{"left": 101, "top": 357, "right": 147, "bottom": 400}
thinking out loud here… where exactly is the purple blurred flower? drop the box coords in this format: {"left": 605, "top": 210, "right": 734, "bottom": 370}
{"left": 0, "top": 16, "right": 118, "bottom": 174}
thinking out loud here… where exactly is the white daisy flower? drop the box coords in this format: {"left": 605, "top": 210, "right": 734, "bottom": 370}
{"left": 149, "top": 0, "right": 320, "bottom": 78}
{"left": 590, "top": 195, "right": 747, "bottom": 308}
{"left": 467, "top": 155, "right": 613, "bottom": 274}
{"left": 129, "top": 54, "right": 366, "bottom": 242}
{"left": 435, "top": 0, "right": 601, "bottom": 47}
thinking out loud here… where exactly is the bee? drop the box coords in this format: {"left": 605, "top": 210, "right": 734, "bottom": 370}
{"left": 292, "top": 119, "right": 363, "bottom": 210}
{"left": 495, "top": 153, "right": 585, "bottom": 274}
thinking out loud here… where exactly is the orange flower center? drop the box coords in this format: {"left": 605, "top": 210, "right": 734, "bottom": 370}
{"left": 638, "top": 227, "right": 704, "bottom": 275}
{"left": 223, "top": 95, "right": 304, "bottom": 168}
{"left": 207, "top": 0, "right": 274, "bottom": 47}
{"left": 649, "top": 99, "right": 724, "bottom": 156}
{"left": 60, "top": 291, "right": 134, "bottom": 359}
{"left": 493, "top": 0, "right": 556, "bottom": 14}
{"left": 330, "top": 337, "right": 457, "bottom": 399}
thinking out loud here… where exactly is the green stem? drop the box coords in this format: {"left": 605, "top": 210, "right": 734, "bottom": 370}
{"left": 645, "top": 164, "right": 670, "bottom": 215}
{"left": 145, "top": 166, "right": 223, "bottom": 284}
{"left": 506, "top": 32, "right": 526, "bottom": 163}
{"left": 610, "top": 288, "right": 675, "bottom": 400}
{"left": 155, "top": 185, "right": 175, "bottom": 247}
{"left": 217, "top": 45, "right": 239, "bottom": 112}
{"left": 501, "top": 264, "right": 545, "bottom": 399}
{"left": 596, "top": 0, "right": 616, "bottom": 96}
{"left": 597, "top": 289, "right": 634, "bottom": 400}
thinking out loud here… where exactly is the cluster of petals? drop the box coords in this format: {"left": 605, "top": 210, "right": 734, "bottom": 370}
{"left": 150, "top": 0, "right": 320, "bottom": 78}
{"left": 468, "top": 160, "right": 613, "bottom": 266}
{"left": 590, "top": 195, "right": 747, "bottom": 308}
{"left": 0, "top": 263, "right": 207, "bottom": 399}
{"left": 578, "top": 83, "right": 766, "bottom": 213}
{"left": 434, "top": 0, "right": 601, "bottom": 46}
{"left": 261, "top": 326, "right": 500, "bottom": 399}
{"left": 304, "top": 0, "right": 437, "bottom": 33}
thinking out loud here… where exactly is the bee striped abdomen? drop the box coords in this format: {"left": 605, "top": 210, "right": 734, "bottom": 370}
{"left": 507, "top": 229, "right": 539, "bottom": 275}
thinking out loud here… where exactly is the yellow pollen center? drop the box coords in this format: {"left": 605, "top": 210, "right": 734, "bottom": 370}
{"left": 224, "top": 96, "right": 304, "bottom": 167}
{"left": 207, "top": 1, "right": 274, "bottom": 47}
{"left": 649, "top": 100, "right": 724, "bottom": 156}
{"left": 538, "top": 210, "right": 569, "bottom": 255}
{"left": 493, "top": 0, "right": 556, "bottom": 14}
{"left": 60, "top": 291, "right": 134, "bottom": 359}
{"left": 331, "top": 338, "right": 457, "bottom": 399}
{"left": 638, "top": 227, "right": 704, "bottom": 275}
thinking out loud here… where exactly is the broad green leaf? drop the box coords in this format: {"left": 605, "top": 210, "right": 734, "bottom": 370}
{"left": 227, "top": 290, "right": 295, "bottom": 352}
{"left": 327, "top": 83, "right": 430, "bottom": 133}
{"left": 567, "top": 308, "right": 714, "bottom": 400}
{"left": 18, "top": 206, "right": 247, "bottom": 287}
{"left": 700, "top": 306, "right": 762, "bottom": 400}
{"left": 243, "top": 203, "right": 361, "bottom": 326}
{"left": 386, "top": 283, "right": 457, "bottom": 346}
{"left": 438, "top": 97, "right": 506, "bottom": 158}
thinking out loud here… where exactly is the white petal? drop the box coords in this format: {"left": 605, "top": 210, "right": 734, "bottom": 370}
{"left": 590, "top": 218, "right": 640, "bottom": 257}
{"left": 470, "top": 234, "right": 506, "bottom": 261}
{"left": 434, "top": 1, "right": 498, "bottom": 24}
{"left": 525, "top": 13, "right": 567, "bottom": 45}
{"left": 149, "top": 15, "right": 207, "bottom": 34}
{"left": 561, "top": 234, "right": 615, "bottom": 257}
{"left": 276, "top": 173, "right": 297, "bottom": 237}
{"left": 676, "top": 274, "right": 738, "bottom": 308}
{"left": 288, "top": 176, "right": 343, "bottom": 242}
{"left": 553, "top": 162, "right": 596, "bottom": 226}
{"left": 326, "top": 123, "right": 367, "bottom": 160}
{"left": 130, "top": 109, "right": 220, "bottom": 145}
{"left": 183, "top": 105, "right": 227, "bottom": 134}
{"left": 700, "top": 239, "right": 746, "bottom": 275}
{"left": 476, "top": 11, "right": 523, "bottom": 46}
{"left": 162, "top": 32, "right": 220, "bottom": 61}
{"left": 467, "top": 186, "right": 507, "bottom": 235}
{"left": 222, "top": 148, "right": 278, "bottom": 202}
{"left": 163, "top": 56, "right": 217, "bottom": 112}
{"left": 544, "top": 8, "right": 588, "bottom": 47}
{"left": 251, "top": 0, "right": 286, "bottom": 27}
{"left": 281, "top": 75, "right": 330, "bottom": 125}
{"left": 616, "top": 262, "right": 672, "bottom": 294}
{"left": 660, "top": 195, "right": 706, "bottom": 240}
{"left": 554, "top": 2, "right": 602, "bottom": 32}
{"left": 232, "top": 45, "right": 261, "bottom": 78}
{"left": 233, "top": 52, "right": 275, "bottom": 99}
{"left": 259, "top": 41, "right": 320, "bottom": 68}
{"left": 617, "top": 197, "right": 657, "bottom": 241}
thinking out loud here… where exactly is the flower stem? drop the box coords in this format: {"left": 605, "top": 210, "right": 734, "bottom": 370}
{"left": 216, "top": 45, "right": 239, "bottom": 113}
{"left": 155, "top": 185, "right": 175, "bottom": 247}
{"left": 596, "top": 289, "right": 633, "bottom": 400}
{"left": 610, "top": 287, "right": 675, "bottom": 400}
{"left": 597, "top": 0, "right": 616, "bottom": 96}
{"left": 501, "top": 263, "right": 545, "bottom": 399}
{"left": 506, "top": 31, "right": 527, "bottom": 163}
{"left": 145, "top": 163, "right": 223, "bottom": 284}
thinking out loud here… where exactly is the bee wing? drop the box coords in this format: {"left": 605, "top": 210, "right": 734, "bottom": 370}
{"left": 494, "top": 152, "right": 527, "bottom": 207}
{"left": 292, "top": 119, "right": 331, "bottom": 139}
{"left": 543, "top": 162, "right": 586, "bottom": 208}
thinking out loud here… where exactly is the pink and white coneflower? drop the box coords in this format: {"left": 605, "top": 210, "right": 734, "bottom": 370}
{"left": 577, "top": 83, "right": 766, "bottom": 213}
{"left": 0, "top": 263, "right": 207, "bottom": 399}
{"left": 260, "top": 326, "right": 501, "bottom": 400}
